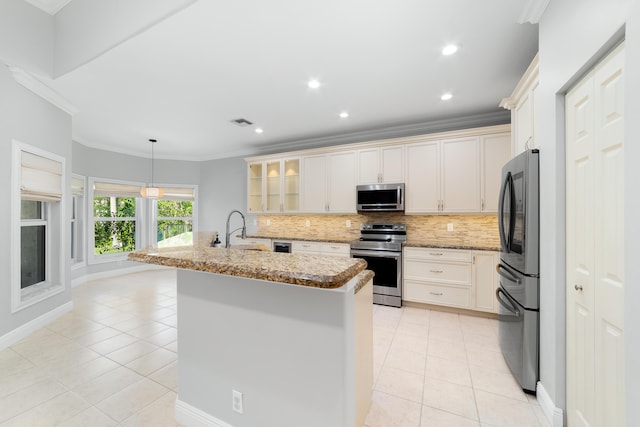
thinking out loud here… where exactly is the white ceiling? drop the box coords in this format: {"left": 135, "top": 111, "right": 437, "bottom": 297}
{"left": 37, "top": 0, "right": 538, "bottom": 161}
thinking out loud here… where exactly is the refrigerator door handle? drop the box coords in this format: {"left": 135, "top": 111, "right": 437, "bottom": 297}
{"left": 496, "top": 263, "right": 521, "bottom": 284}
{"left": 496, "top": 287, "right": 521, "bottom": 317}
{"left": 498, "top": 172, "right": 513, "bottom": 252}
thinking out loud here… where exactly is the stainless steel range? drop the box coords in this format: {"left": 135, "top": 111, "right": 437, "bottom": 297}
{"left": 350, "top": 223, "right": 406, "bottom": 307}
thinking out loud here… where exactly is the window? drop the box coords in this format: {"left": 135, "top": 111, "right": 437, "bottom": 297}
{"left": 91, "top": 180, "right": 141, "bottom": 259}
{"left": 12, "top": 141, "right": 65, "bottom": 312}
{"left": 70, "top": 175, "right": 85, "bottom": 267}
{"left": 154, "top": 187, "right": 196, "bottom": 247}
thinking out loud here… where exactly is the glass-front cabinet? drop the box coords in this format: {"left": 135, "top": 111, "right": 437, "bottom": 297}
{"left": 247, "top": 158, "right": 299, "bottom": 213}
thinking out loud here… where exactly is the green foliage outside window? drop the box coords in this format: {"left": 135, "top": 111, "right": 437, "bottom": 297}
{"left": 157, "top": 200, "right": 193, "bottom": 242}
{"left": 94, "top": 196, "right": 136, "bottom": 254}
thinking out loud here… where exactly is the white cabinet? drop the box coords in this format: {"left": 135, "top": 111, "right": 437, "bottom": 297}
{"left": 357, "top": 146, "right": 403, "bottom": 184}
{"left": 405, "top": 141, "right": 440, "bottom": 213}
{"left": 441, "top": 137, "right": 480, "bottom": 212}
{"left": 403, "top": 247, "right": 473, "bottom": 309}
{"left": 292, "top": 240, "right": 350, "bottom": 257}
{"left": 480, "top": 133, "right": 511, "bottom": 212}
{"left": 247, "top": 158, "right": 300, "bottom": 213}
{"left": 500, "top": 54, "right": 539, "bottom": 157}
{"left": 301, "top": 152, "right": 356, "bottom": 213}
{"left": 472, "top": 251, "right": 499, "bottom": 313}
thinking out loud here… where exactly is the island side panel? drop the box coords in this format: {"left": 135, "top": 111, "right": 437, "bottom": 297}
{"left": 175, "top": 269, "right": 357, "bottom": 427}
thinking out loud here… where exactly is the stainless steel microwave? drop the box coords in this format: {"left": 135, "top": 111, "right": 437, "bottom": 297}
{"left": 356, "top": 183, "right": 405, "bottom": 212}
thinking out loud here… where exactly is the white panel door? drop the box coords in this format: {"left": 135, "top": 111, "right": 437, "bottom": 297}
{"left": 441, "top": 137, "right": 479, "bottom": 212}
{"left": 566, "top": 42, "right": 625, "bottom": 427}
{"left": 356, "top": 148, "right": 380, "bottom": 184}
{"left": 327, "top": 151, "right": 356, "bottom": 213}
{"left": 593, "top": 43, "right": 625, "bottom": 427}
{"left": 405, "top": 141, "right": 440, "bottom": 213}
{"left": 566, "top": 71, "right": 596, "bottom": 427}
{"left": 301, "top": 155, "right": 327, "bottom": 212}
{"left": 480, "top": 133, "right": 511, "bottom": 212}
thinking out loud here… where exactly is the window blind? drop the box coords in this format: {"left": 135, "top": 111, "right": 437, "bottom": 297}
{"left": 21, "top": 151, "right": 63, "bottom": 202}
{"left": 161, "top": 187, "right": 196, "bottom": 201}
{"left": 93, "top": 181, "right": 142, "bottom": 198}
{"left": 71, "top": 176, "right": 85, "bottom": 197}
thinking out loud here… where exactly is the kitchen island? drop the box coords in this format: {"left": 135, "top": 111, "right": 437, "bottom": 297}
{"left": 129, "top": 233, "right": 373, "bottom": 427}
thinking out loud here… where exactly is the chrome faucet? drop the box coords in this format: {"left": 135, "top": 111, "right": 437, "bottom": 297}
{"left": 225, "top": 210, "right": 247, "bottom": 248}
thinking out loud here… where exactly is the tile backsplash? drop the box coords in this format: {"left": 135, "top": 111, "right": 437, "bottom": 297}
{"left": 253, "top": 213, "right": 499, "bottom": 248}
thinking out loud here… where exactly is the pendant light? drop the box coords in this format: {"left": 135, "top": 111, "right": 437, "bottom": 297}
{"left": 140, "top": 138, "right": 165, "bottom": 198}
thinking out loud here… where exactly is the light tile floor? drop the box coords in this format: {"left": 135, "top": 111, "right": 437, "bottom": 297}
{"left": 0, "top": 269, "right": 551, "bottom": 426}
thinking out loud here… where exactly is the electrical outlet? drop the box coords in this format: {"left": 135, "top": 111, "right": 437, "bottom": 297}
{"left": 266, "top": 219, "right": 271, "bottom": 226}
{"left": 346, "top": 220, "right": 351, "bottom": 228}
{"left": 447, "top": 223, "right": 454, "bottom": 232}
{"left": 253, "top": 219, "right": 257, "bottom": 226}
{"left": 232, "top": 389, "right": 243, "bottom": 414}
{"left": 305, "top": 220, "right": 311, "bottom": 227}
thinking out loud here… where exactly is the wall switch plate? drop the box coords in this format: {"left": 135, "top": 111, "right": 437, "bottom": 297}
{"left": 232, "top": 389, "right": 243, "bottom": 414}
{"left": 305, "top": 220, "right": 310, "bottom": 227}
{"left": 447, "top": 223, "right": 454, "bottom": 232}
{"left": 346, "top": 220, "right": 351, "bottom": 228}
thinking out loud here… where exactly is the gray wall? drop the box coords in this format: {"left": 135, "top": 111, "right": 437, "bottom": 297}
{"left": 0, "top": 64, "right": 72, "bottom": 338}
{"left": 537, "top": 0, "right": 639, "bottom": 423}
{"left": 198, "top": 157, "right": 247, "bottom": 245}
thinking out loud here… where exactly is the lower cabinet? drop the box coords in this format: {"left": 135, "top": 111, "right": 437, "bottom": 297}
{"left": 291, "top": 241, "right": 350, "bottom": 257}
{"left": 403, "top": 247, "right": 498, "bottom": 313}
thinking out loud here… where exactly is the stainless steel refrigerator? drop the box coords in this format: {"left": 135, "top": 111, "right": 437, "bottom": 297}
{"left": 496, "top": 149, "right": 540, "bottom": 394}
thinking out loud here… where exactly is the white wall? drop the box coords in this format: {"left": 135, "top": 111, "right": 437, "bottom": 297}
{"left": 0, "top": 64, "right": 72, "bottom": 338}
{"left": 537, "top": 0, "right": 638, "bottom": 423}
{"left": 0, "top": 0, "right": 53, "bottom": 76}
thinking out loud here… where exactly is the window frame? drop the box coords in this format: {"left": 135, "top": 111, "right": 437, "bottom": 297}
{"left": 11, "top": 140, "right": 66, "bottom": 313}
{"left": 70, "top": 174, "right": 86, "bottom": 269}
{"left": 151, "top": 185, "right": 198, "bottom": 248}
{"left": 88, "top": 177, "right": 144, "bottom": 265}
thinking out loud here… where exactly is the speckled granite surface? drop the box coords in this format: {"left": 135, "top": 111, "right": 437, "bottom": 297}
{"left": 129, "top": 232, "right": 366, "bottom": 289}
{"left": 354, "top": 270, "right": 374, "bottom": 294}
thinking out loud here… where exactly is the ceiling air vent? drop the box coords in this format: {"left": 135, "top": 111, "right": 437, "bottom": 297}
{"left": 230, "top": 118, "right": 253, "bottom": 127}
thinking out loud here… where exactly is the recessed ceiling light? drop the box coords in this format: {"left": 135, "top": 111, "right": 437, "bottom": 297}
{"left": 441, "top": 93, "right": 453, "bottom": 101}
{"left": 339, "top": 111, "right": 349, "bottom": 118}
{"left": 255, "top": 128, "right": 264, "bottom": 134}
{"left": 307, "top": 79, "right": 321, "bottom": 89}
{"left": 442, "top": 44, "right": 458, "bottom": 56}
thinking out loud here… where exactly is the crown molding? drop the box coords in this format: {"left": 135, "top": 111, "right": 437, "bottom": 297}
{"left": 8, "top": 66, "right": 78, "bottom": 115}
{"left": 518, "top": 0, "right": 551, "bottom": 24}
{"left": 22, "top": 0, "right": 73, "bottom": 15}
{"left": 500, "top": 53, "right": 539, "bottom": 110}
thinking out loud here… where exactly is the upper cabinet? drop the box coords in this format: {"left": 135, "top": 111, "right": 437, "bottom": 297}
{"left": 500, "top": 54, "right": 539, "bottom": 157}
{"left": 301, "top": 152, "right": 356, "bottom": 213}
{"left": 246, "top": 124, "right": 509, "bottom": 215}
{"left": 357, "top": 146, "right": 404, "bottom": 184}
{"left": 247, "top": 158, "right": 300, "bottom": 213}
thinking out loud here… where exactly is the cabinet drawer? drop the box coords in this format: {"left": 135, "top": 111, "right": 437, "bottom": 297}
{"left": 241, "top": 238, "right": 272, "bottom": 246}
{"left": 404, "top": 247, "right": 471, "bottom": 262}
{"left": 292, "top": 241, "right": 322, "bottom": 253}
{"left": 404, "top": 260, "right": 471, "bottom": 285}
{"left": 404, "top": 281, "right": 471, "bottom": 308}
{"left": 320, "top": 243, "right": 350, "bottom": 257}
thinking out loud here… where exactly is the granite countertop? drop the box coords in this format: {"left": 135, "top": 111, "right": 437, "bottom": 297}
{"left": 354, "top": 270, "right": 375, "bottom": 294}
{"left": 129, "top": 232, "right": 367, "bottom": 289}
{"left": 404, "top": 238, "right": 500, "bottom": 252}
{"left": 247, "top": 233, "right": 499, "bottom": 251}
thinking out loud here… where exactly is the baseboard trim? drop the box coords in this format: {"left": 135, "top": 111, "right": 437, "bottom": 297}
{"left": 175, "top": 398, "right": 233, "bottom": 427}
{"left": 537, "top": 381, "right": 565, "bottom": 427}
{"left": 72, "top": 264, "right": 170, "bottom": 287}
{"left": 0, "top": 301, "right": 73, "bottom": 351}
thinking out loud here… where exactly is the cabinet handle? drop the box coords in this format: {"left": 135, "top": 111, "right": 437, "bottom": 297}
{"left": 575, "top": 284, "right": 583, "bottom": 291}
{"left": 481, "top": 199, "right": 485, "bottom": 211}
{"left": 429, "top": 292, "right": 444, "bottom": 296}
{"left": 429, "top": 252, "right": 444, "bottom": 256}
{"left": 429, "top": 269, "right": 443, "bottom": 273}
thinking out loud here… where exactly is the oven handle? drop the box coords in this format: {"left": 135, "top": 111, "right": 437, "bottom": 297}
{"left": 496, "top": 287, "right": 521, "bottom": 317}
{"left": 350, "top": 249, "right": 401, "bottom": 259}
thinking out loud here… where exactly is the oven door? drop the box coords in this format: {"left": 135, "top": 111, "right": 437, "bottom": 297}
{"left": 350, "top": 249, "right": 401, "bottom": 297}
